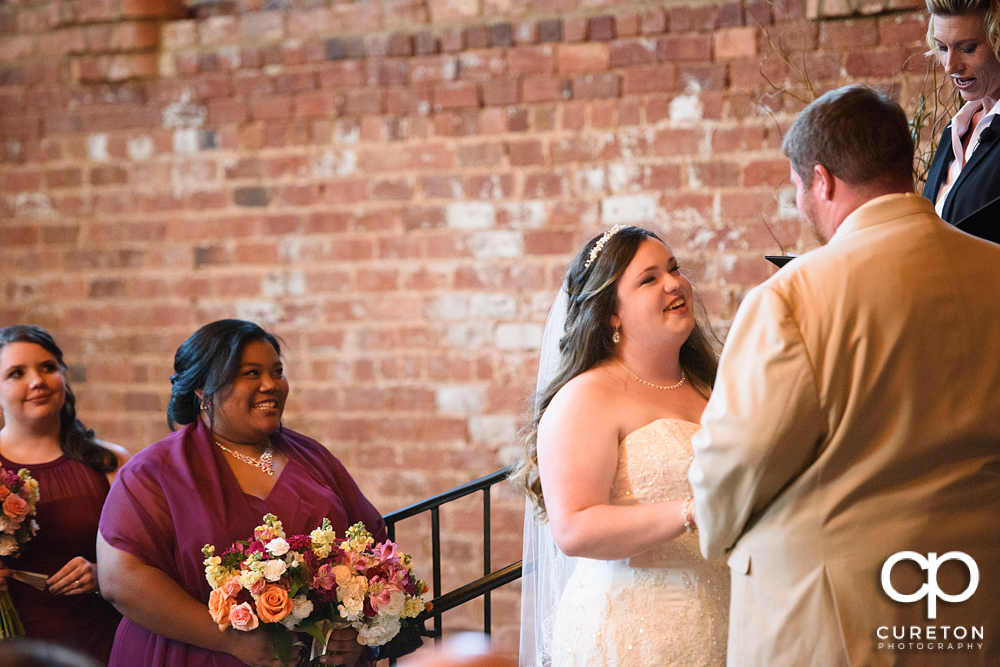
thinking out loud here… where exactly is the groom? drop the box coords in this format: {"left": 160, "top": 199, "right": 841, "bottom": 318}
{"left": 689, "top": 85, "right": 1000, "bottom": 666}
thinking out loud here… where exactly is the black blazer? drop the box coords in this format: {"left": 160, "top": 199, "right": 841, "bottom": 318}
{"left": 922, "top": 114, "right": 1000, "bottom": 244}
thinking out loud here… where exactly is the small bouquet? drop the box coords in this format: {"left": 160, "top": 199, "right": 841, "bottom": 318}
{"left": 202, "top": 514, "right": 426, "bottom": 665}
{"left": 0, "top": 466, "right": 40, "bottom": 639}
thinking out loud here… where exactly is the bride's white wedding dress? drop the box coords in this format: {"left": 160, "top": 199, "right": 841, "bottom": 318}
{"left": 549, "top": 419, "right": 730, "bottom": 667}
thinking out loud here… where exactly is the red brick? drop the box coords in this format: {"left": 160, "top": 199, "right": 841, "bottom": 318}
{"left": 410, "top": 55, "right": 458, "bottom": 83}
{"left": 523, "top": 172, "right": 567, "bottom": 198}
{"left": 641, "top": 9, "right": 667, "bottom": 34}
{"left": 508, "top": 45, "right": 555, "bottom": 75}
{"left": 557, "top": 43, "right": 609, "bottom": 74}
{"left": 121, "top": 0, "right": 185, "bottom": 19}
{"left": 399, "top": 144, "right": 450, "bottom": 174}
{"left": 572, "top": 73, "right": 621, "bottom": 99}
{"left": 482, "top": 78, "right": 519, "bottom": 106}
{"left": 712, "top": 126, "right": 769, "bottom": 152}
{"left": 820, "top": 20, "right": 877, "bottom": 49}
{"left": 615, "top": 12, "right": 640, "bottom": 37}
{"left": 563, "top": 16, "right": 588, "bottom": 42}
{"left": 654, "top": 127, "right": 702, "bottom": 155}
{"left": 658, "top": 34, "right": 713, "bottom": 62}
{"left": 341, "top": 88, "right": 383, "bottom": 116}
{"left": 250, "top": 96, "right": 292, "bottom": 121}
{"left": 433, "top": 82, "right": 480, "bottom": 109}
{"left": 845, "top": 49, "right": 907, "bottom": 77}
{"left": 677, "top": 64, "right": 728, "bottom": 90}
{"left": 715, "top": 26, "right": 758, "bottom": 59}
{"left": 458, "top": 142, "right": 504, "bottom": 168}
{"left": 669, "top": 5, "right": 717, "bottom": 32}
{"left": 879, "top": 15, "right": 929, "bottom": 45}
{"left": 318, "top": 62, "right": 365, "bottom": 88}
{"left": 507, "top": 140, "right": 545, "bottom": 166}
{"left": 622, "top": 65, "right": 677, "bottom": 95}
{"left": 110, "top": 21, "right": 160, "bottom": 51}
{"left": 294, "top": 91, "right": 338, "bottom": 118}
{"left": 458, "top": 50, "right": 506, "bottom": 80}
{"left": 610, "top": 39, "right": 658, "bottom": 68}
{"left": 522, "top": 75, "right": 570, "bottom": 102}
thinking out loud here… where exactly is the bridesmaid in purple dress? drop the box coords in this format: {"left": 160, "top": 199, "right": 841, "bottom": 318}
{"left": 0, "top": 326, "right": 129, "bottom": 664}
{"left": 97, "top": 319, "right": 385, "bottom": 667}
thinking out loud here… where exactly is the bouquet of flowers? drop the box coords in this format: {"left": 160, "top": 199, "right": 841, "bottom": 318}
{"left": 202, "top": 514, "right": 426, "bottom": 665}
{"left": 0, "top": 466, "right": 40, "bottom": 638}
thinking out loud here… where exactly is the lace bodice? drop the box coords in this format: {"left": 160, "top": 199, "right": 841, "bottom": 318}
{"left": 549, "top": 419, "right": 730, "bottom": 667}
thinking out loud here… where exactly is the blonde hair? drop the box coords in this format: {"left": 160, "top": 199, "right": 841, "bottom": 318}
{"left": 925, "top": 0, "right": 1000, "bottom": 60}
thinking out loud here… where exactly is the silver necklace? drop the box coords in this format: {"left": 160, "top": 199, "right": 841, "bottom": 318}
{"left": 616, "top": 360, "right": 687, "bottom": 390}
{"left": 214, "top": 440, "right": 274, "bottom": 476}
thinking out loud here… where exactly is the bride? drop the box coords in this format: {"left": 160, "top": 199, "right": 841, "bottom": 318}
{"left": 513, "top": 225, "right": 729, "bottom": 667}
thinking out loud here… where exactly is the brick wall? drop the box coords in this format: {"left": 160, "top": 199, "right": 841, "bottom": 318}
{"left": 0, "top": 0, "right": 937, "bottom": 656}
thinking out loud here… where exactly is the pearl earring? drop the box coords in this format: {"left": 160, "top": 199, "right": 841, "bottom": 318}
{"left": 612, "top": 327, "right": 621, "bottom": 344}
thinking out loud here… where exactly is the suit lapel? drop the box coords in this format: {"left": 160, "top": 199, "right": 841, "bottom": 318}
{"left": 923, "top": 122, "right": 953, "bottom": 202}
{"left": 943, "top": 114, "right": 1000, "bottom": 215}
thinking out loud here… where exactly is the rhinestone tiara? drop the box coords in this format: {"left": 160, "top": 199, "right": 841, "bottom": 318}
{"left": 584, "top": 224, "right": 625, "bottom": 269}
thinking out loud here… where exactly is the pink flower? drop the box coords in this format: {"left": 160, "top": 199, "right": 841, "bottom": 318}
{"left": 312, "top": 563, "right": 336, "bottom": 590}
{"left": 248, "top": 577, "right": 267, "bottom": 597}
{"left": 229, "top": 602, "right": 259, "bottom": 631}
{"left": 220, "top": 579, "right": 242, "bottom": 599}
{"left": 372, "top": 542, "right": 401, "bottom": 566}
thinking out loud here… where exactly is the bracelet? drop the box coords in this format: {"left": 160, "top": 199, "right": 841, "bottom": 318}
{"left": 682, "top": 497, "right": 696, "bottom": 534}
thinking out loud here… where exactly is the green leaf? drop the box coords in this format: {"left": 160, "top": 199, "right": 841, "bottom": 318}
{"left": 272, "top": 627, "right": 294, "bottom": 664}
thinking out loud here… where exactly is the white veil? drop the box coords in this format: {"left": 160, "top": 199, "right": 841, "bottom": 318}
{"left": 518, "top": 283, "right": 578, "bottom": 667}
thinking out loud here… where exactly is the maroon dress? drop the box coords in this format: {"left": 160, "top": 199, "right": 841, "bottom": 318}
{"left": 0, "top": 452, "right": 123, "bottom": 664}
{"left": 98, "top": 420, "right": 385, "bottom": 667}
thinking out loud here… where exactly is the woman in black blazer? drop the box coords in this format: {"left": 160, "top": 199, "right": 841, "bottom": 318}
{"left": 922, "top": 0, "right": 1000, "bottom": 243}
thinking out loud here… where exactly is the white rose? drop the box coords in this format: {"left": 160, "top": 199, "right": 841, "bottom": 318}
{"left": 265, "top": 537, "right": 290, "bottom": 556}
{"left": 380, "top": 589, "right": 405, "bottom": 617}
{"left": 263, "top": 559, "right": 287, "bottom": 581}
{"left": 0, "top": 534, "right": 16, "bottom": 556}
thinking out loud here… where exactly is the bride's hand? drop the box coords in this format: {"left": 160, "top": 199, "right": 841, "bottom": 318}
{"left": 683, "top": 498, "right": 697, "bottom": 531}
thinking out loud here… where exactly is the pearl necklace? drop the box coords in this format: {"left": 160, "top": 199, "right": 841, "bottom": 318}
{"left": 616, "top": 360, "right": 687, "bottom": 390}
{"left": 214, "top": 440, "right": 274, "bottom": 476}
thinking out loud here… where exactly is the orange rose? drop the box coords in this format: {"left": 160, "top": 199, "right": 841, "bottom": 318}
{"left": 256, "top": 584, "right": 294, "bottom": 623}
{"left": 2, "top": 494, "right": 28, "bottom": 520}
{"left": 208, "top": 587, "right": 235, "bottom": 630}
{"left": 0, "top": 486, "right": 10, "bottom": 501}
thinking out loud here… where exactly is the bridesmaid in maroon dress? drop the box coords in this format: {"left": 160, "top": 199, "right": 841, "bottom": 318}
{"left": 97, "top": 320, "right": 385, "bottom": 667}
{"left": 0, "top": 326, "right": 129, "bottom": 664}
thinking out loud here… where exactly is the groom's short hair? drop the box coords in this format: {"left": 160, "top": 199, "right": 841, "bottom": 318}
{"left": 782, "top": 84, "right": 914, "bottom": 189}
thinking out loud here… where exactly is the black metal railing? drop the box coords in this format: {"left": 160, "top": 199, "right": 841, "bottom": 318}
{"left": 383, "top": 467, "right": 523, "bottom": 652}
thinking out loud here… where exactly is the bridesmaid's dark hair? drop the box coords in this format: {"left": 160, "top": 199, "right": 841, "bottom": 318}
{"left": 0, "top": 325, "right": 118, "bottom": 474}
{"left": 510, "top": 226, "right": 720, "bottom": 520}
{"left": 168, "top": 319, "right": 282, "bottom": 430}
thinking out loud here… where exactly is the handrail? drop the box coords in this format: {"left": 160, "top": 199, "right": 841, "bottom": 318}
{"left": 383, "top": 466, "right": 522, "bottom": 657}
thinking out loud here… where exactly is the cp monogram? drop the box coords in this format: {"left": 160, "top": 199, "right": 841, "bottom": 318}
{"left": 881, "top": 551, "right": 979, "bottom": 619}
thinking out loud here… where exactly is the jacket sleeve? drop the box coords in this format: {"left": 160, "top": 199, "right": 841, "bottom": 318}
{"left": 688, "top": 283, "right": 826, "bottom": 560}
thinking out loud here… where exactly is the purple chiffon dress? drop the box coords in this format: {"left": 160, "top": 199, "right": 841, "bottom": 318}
{"left": 0, "top": 453, "right": 123, "bottom": 664}
{"left": 98, "top": 420, "right": 385, "bottom": 667}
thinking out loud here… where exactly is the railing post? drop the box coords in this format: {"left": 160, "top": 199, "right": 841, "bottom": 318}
{"left": 483, "top": 487, "right": 491, "bottom": 636}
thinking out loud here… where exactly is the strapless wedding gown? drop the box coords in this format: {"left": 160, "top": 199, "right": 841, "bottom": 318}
{"left": 550, "top": 419, "right": 730, "bottom": 667}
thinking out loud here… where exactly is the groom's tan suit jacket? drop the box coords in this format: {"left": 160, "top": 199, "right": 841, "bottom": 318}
{"left": 689, "top": 193, "right": 1000, "bottom": 666}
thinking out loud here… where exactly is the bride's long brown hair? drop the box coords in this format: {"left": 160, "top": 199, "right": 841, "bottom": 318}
{"left": 509, "top": 226, "right": 719, "bottom": 520}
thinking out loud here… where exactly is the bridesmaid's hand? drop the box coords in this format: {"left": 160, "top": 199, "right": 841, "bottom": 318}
{"left": 320, "top": 627, "right": 364, "bottom": 665}
{"left": 47, "top": 556, "right": 98, "bottom": 595}
{"left": 226, "top": 627, "right": 299, "bottom": 667}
